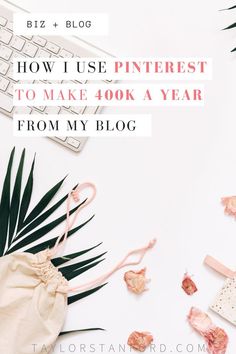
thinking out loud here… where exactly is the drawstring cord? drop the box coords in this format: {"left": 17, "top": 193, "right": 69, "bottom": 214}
{"left": 49, "top": 182, "right": 96, "bottom": 259}
{"left": 68, "top": 238, "right": 156, "bottom": 293}
{"left": 49, "top": 182, "right": 156, "bottom": 293}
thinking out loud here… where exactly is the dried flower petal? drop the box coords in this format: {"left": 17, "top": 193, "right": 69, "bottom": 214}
{"left": 222, "top": 196, "right": 236, "bottom": 217}
{"left": 127, "top": 331, "right": 153, "bottom": 352}
{"left": 124, "top": 268, "right": 148, "bottom": 294}
{"left": 182, "top": 273, "right": 198, "bottom": 295}
{"left": 188, "top": 307, "right": 228, "bottom": 354}
{"left": 206, "top": 327, "right": 228, "bottom": 354}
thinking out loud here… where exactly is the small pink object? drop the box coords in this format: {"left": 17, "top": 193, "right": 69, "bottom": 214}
{"left": 188, "top": 307, "right": 228, "bottom": 354}
{"left": 222, "top": 196, "right": 236, "bottom": 217}
{"left": 127, "top": 331, "right": 153, "bottom": 352}
{"left": 124, "top": 268, "right": 148, "bottom": 294}
{"left": 182, "top": 273, "right": 198, "bottom": 295}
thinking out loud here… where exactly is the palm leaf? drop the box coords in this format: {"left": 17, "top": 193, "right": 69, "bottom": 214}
{"left": 22, "top": 215, "right": 95, "bottom": 254}
{"left": 8, "top": 149, "right": 25, "bottom": 246}
{"left": 223, "top": 22, "right": 236, "bottom": 30}
{"left": 17, "top": 154, "right": 35, "bottom": 232}
{"left": 15, "top": 184, "right": 78, "bottom": 240}
{"left": 59, "top": 252, "right": 107, "bottom": 274}
{"left": 64, "top": 259, "right": 105, "bottom": 281}
{"left": 68, "top": 283, "right": 107, "bottom": 305}
{"left": 21, "top": 175, "right": 67, "bottom": 228}
{"left": 59, "top": 328, "right": 104, "bottom": 336}
{"left": 0, "top": 149, "right": 105, "bottom": 308}
{"left": 221, "top": 5, "right": 236, "bottom": 10}
{"left": 15, "top": 193, "right": 68, "bottom": 240}
{"left": 231, "top": 47, "right": 236, "bottom": 52}
{"left": 0, "top": 147, "right": 15, "bottom": 255}
{"left": 52, "top": 242, "right": 102, "bottom": 267}
{"left": 8, "top": 200, "right": 87, "bottom": 252}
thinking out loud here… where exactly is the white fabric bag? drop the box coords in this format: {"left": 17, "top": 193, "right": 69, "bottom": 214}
{"left": 0, "top": 182, "right": 156, "bottom": 354}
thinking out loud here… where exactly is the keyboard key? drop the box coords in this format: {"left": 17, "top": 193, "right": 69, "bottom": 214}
{"left": 33, "top": 106, "right": 46, "bottom": 112}
{"left": 0, "top": 17, "right": 7, "bottom": 26}
{"left": 0, "top": 45, "right": 12, "bottom": 60}
{"left": 45, "top": 42, "right": 60, "bottom": 54}
{"left": 11, "top": 36, "right": 25, "bottom": 51}
{"left": 45, "top": 106, "right": 61, "bottom": 114}
{"left": 56, "top": 136, "right": 67, "bottom": 141}
{"left": 70, "top": 106, "right": 84, "bottom": 114}
{"left": 0, "top": 77, "right": 9, "bottom": 91}
{"left": 37, "top": 49, "right": 51, "bottom": 58}
{"left": 62, "top": 80, "right": 76, "bottom": 85}
{"left": 33, "top": 36, "right": 47, "bottom": 47}
{"left": 0, "top": 91, "right": 13, "bottom": 112}
{"left": 59, "top": 49, "right": 73, "bottom": 58}
{"left": 7, "top": 82, "right": 14, "bottom": 96}
{"left": 0, "top": 59, "right": 9, "bottom": 75}
{"left": 75, "top": 79, "right": 87, "bottom": 84}
{"left": 21, "top": 35, "right": 33, "bottom": 40}
{"left": 31, "top": 110, "right": 43, "bottom": 115}
{"left": 7, "top": 66, "right": 18, "bottom": 82}
{"left": 59, "top": 108, "right": 72, "bottom": 115}
{"left": 67, "top": 138, "right": 80, "bottom": 149}
{"left": 49, "top": 80, "right": 62, "bottom": 84}
{"left": 23, "top": 42, "right": 38, "bottom": 57}
{"left": 6, "top": 22, "right": 13, "bottom": 31}
{"left": 14, "top": 106, "right": 32, "bottom": 114}
{"left": 0, "top": 28, "right": 12, "bottom": 44}
{"left": 11, "top": 52, "right": 26, "bottom": 62}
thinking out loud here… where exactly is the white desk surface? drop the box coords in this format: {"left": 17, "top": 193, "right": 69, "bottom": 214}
{"left": 0, "top": 0, "right": 236, "bottom": 353}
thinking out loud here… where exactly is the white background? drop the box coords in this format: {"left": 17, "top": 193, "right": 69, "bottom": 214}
{"left": 0, "top": 0, "right": 236, "bottom": 353}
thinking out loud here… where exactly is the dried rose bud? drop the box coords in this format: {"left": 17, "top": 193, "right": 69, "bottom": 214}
{"left": 182, "top": 273, "right": 198, "bottom": 295}
{"left": 124, "top": 268, "right": 148, "bottom": 294}
{"left": 127, "top": 331, "right": 153, "bottom": 352}
{"left": 222, "top": 196, "right": 236, "bottom": 217}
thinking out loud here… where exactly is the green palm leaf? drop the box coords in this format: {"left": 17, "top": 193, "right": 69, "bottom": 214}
{"left": 59, "top": 328, "right": 104, "bottom": 336}
{"left": 63, "top": 259, "right": 105, "bottom": 281}
{"left": 17, "top": 154, "right": 35, "bottom": 232}
{"left": 221, "top": 5, "right": 236, "bottom": 10}
{"left": 16, "top": 184, "right": 78, "bottom": 240}
{"left": 22, "top": 215, "right": 95, "bottom": 254}
{"left": 8, "top": 200, "right": 87, "bottom": 252}
{"left": 231, "top": 47, "right": 236, "bottom": 52}
{"left": 1, "top": 149, "right": 104, "bottom": 309}
{"left": 15, "top": 193, "right": 68, "bottom": 240}
{"left": 52, "top": 242, "right": 102, "bottom": 267}
{"left": 223, "top": 22, "right": 236, "bottom": 30}
{"left": 8, "top": 149, "right": 25, "bottom": 246}
{"left": 59, "top": 252, "right": 107, "bottom": 275}
{"left": 21, "top": 175, "right": 67, "bottom": 228}
{"left": 68, "top": 283, "right": 107, "bottom": 305}
{"left": 0, "top": 147, "right": 15, "bottom": 255}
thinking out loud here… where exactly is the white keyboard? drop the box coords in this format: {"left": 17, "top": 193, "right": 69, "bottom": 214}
{"left": 0, "top": 3, "right": 111, "bottom": 152}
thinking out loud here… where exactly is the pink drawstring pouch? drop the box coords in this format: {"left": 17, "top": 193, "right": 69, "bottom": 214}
{"left": 204, "top": 255, "right": 236, "bottom": 326}
{"left": 0, "top": 182, "right": 156, "bottom": 354}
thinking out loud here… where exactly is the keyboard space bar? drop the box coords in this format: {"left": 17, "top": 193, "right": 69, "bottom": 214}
{"left": 0, "top": 92, "right": 13, "bottom": 113}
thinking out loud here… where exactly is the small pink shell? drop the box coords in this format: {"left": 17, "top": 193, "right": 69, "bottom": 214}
{"left": 127, "top": 331, "right": 153, "bottom": 352}
{"left": 124, "top": 268, "right": 147, "bottom": 294}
